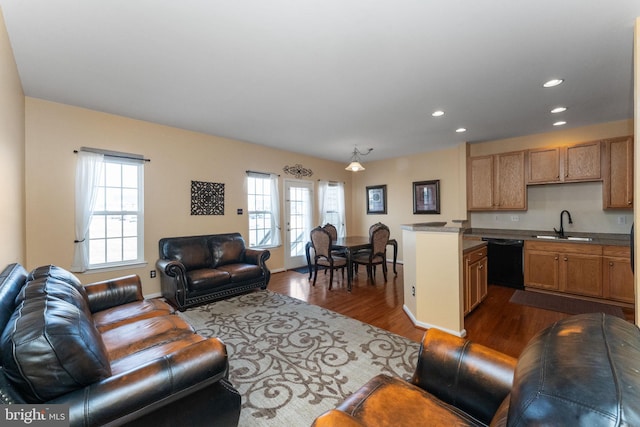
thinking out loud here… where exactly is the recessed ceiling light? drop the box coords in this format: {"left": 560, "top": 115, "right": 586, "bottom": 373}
{"left": 543, "top": 79, "right": 564, "bottom": 88}
{"left": 432, "top": 110, "right": 445, "bottom": 117}
{"left": 455, "top": 128, "right": 467, "bottom": 133}
{"left": 551, "top": 106, "right": 567, "bottom": 114}
{"left": 553, "top": 121, "right": 567, "bottom": 126}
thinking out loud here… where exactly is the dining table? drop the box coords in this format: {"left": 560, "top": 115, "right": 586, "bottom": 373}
{"left": 304, "top": 236, "right": 398, "bottom": 291}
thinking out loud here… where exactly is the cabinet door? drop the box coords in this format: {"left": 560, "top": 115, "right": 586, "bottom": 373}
{"left": 528, "top": 147, "right": 560, "bottom": 184}
{"left": 603, "top": 246, "right": 634, "bottom": 303}
{"left": 565, "top": 141, "right": 601, "bottom": 182}
{"left": 468, "top": 260, "right": 480, "bottom": 312}
{"left": 495, "top": 151, "right": 526, "bottom": 210}
{"left": 603, "top": 136, "right": 633, "bottom": 209}
{"left": 560, "top": 253, "right": 602, "bottom": 297}
{"left": 524, "top": 249, "right": 559, "bottom": 290}
{"left": 467, "top": 156, "right": 494, "bottom": 210}
{"left": 463, "top": 254, "right": 471, "bottom": 315}
{"left": 477, "top": 257, "right": 488, "bottom": 303}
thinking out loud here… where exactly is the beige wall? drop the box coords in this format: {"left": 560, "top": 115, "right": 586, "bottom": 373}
{"left": 0, "top": 7, "right": 25, "bottom": 267}
{"left": 25, "top": 98, "right": 353, "bottom": 295}
{"left": 350, "top": 143, "right": 468, "bottom": 261}
{"left": 468, "top": 120, "right": 634, "bottom": 234}
{"left": 634, "top": 17, "right": 639, "bottom": 324}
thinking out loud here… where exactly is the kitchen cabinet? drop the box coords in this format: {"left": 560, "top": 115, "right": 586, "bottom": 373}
{"left": 524, "top": 241, "right": 602, "bottom": 298}
{"left": 467, "top": 150, "right": 526, "bottom": 211}
{"left": 603, "top": 136, "right": 633, "bottom": 210}
{"left": 602, "top": 246, "right": 635, "bottom": 304}
{"left": 463, "top": 245, "right": 488, "bottom": 315}
{"left": 527, "top": 141, "right": 601, "bottom": 184}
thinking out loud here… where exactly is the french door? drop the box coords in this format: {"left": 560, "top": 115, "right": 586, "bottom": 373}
{"left": 284, "top": 180, "right": 313, "bottom": 269}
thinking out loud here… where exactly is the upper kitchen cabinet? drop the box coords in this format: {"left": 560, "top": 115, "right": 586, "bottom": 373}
{"left": 527, "top": 141, "right": 601, "bottom": 184}
{"left": 602, "top": 136, "right": 633, "bottom": 210}
{"left": 467, "top": 150, "right": 526, "bottom": 211}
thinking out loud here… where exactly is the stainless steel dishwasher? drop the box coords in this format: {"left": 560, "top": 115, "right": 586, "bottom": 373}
{"left": 481, "top": 238, "right": 524, "bottom": 289}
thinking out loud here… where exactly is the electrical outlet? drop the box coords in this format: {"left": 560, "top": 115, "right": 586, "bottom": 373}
{"left": 494, "top": 215, "right": 499, "bottom": 222}
{"left": 618, "top": 216, "right": 627, "bottom": 225}
{"left": 411, "top": 286, "right": 415, "bottom": 297}
{"left": 150, "top": 270, "right": 156, "bottom": 278}
{"left": 511, "top": 215, "right": 519, "bottom": 222}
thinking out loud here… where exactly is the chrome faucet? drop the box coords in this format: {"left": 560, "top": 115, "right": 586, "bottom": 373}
{"left": 554, "top": 210, "right": 573, "bottom": 237}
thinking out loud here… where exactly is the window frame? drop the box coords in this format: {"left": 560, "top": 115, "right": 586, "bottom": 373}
{"left": 247, "top": 173, "right": 281, "bottom": 249}
{"left": 85, "top": 156, "right": 145, "bottom": 270}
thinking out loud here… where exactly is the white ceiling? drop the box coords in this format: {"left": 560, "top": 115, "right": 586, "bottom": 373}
{"left": 2, "top": 1, "right": 640, "bottom": 163}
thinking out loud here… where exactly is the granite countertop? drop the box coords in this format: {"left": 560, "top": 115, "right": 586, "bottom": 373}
{"left": 463, "top": 239, "right": 487, "bottom": 252}
{"left": 464, "top": 228, "right": 630, "bottom": 246}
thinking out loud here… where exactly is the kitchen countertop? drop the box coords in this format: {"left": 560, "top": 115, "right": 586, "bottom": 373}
{"left": 463, "top": 240, "right": 487, "bottom": 252}
{"left": 464, "top": 228, "right": 630, "bottom": 247}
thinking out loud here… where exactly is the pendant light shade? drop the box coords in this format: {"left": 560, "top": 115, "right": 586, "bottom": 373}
{"left": 345, "top": 146, "right": 372, "bottom": 172}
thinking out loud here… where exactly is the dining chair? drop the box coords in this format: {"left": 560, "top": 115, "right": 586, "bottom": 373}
{"left": 310, "top": 226, "right": 347, "bottom": 289}
{"left": 352, "top": 224, "right": 390, "bottom": 283}
{"left": 353, "top": 222, "right": 385, "bottom": 274}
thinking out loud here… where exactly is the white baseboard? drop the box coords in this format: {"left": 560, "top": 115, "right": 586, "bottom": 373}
{"left": 402, "top": 305, "right": 466, "bottom": 338}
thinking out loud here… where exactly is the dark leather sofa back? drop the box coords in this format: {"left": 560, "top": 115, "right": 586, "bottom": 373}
{"left": 160, "top": 235, "right": 213, "bottom": 270}
{"left": 508, "top": 312, "right": 640, "bottom": 426}
{"left": 1, "top": 267, "right": 111, "bottom": 402}
{"left": 0, "top": 263, "right": 27, "bottom": 333}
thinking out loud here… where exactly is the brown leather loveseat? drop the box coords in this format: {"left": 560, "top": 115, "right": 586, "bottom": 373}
{"left": 157, "top": 232, "right": 270, "bottom": 311}
{"left": 312, "top": 312, "right": 640, "bottom": 426}
{"left": 0, "top": 263, "right": 241, "bottom": 427}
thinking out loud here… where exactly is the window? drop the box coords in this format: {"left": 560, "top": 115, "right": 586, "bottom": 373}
{"left": 72, "top": 149, "right": 144, "bottom": 272}
{"left": 318, "top": 181, "right": 346, "bottom": 237}
{"left": 247, "top": 172, "right": 281, "bottom": 248}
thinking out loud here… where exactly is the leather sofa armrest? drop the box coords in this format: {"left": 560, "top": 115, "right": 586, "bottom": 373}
{"left": 156, "top": 259, "right": 187, "bottom": 277}
{"left": 244, "top": 248, "right": 270, "bottom": 266}
{"left": 51, "top": 338, "right": 229, "bottom": 426}
{"left": 411, "top": 328, "right": 516, "bottom": 425}
{"left": 84, "top": 275, "right": 144, "bottom": 313}
{"left": 311, "top": 410, "right": 364, "bottom": 427}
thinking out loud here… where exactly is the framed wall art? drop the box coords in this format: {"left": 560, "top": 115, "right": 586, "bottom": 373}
{"left": 366, "top": 185, "right": 387, "bottom": 214}
{"left": 413, "top": 180, "right": 440, "bottom": 214}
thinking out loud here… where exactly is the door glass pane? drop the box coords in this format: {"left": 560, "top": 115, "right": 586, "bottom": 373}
{"left": 289, "top": 186, "right": 310, "bottom": 257}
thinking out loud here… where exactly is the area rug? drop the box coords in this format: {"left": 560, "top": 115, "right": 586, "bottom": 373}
{"left": 509, "top": 290, "right": 625, "bottom": 319}
{"left": 179, "top": 290, "right": 420, "bottom": 426}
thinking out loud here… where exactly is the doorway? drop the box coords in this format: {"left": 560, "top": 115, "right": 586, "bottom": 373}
{"left": 284, "top": 180, "right": 313, "bottom": 269}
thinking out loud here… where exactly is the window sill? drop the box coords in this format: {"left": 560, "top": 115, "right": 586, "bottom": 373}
{"left": 83, "top": 261, "right": 148, "bottom": 275}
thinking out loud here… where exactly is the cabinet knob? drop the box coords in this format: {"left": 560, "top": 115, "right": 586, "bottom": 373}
{"left": 554, "top": 256, "right": 559, "bottom": 260}
{"left": 479, "top": 265, "right": 484, "bottom": 269}
{"left": 609, "top": 261, "right": 614, "bottom": 266}
{"left": 628, "top": 201, "right": 633, "bottom": 205}
{"left": 564, "top": 257, "right": 568, "bottom": 261}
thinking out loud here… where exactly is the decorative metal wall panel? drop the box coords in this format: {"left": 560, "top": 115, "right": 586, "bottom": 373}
{"left": 191, "top": 180, "right": 225, "bottom": 215}
{"left": 283, "top": 164, "right": 313, "bottom": 178}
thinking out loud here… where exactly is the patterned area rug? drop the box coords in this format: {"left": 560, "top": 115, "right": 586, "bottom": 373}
{"left": 179, "top": 290, "right": 420, "bottom": 426}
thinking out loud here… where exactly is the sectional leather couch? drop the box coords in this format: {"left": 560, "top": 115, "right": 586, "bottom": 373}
{"left": 313, "top": 312, "right": 640, "bottom": 426}
{"left": 0, "top": 263, "right": 240, "bottom": 426}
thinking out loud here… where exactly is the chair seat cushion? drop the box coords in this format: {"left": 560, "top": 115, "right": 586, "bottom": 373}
{"left": 352, "top": 254, "right": 384, "bottom": 264}
{"left": 334, "top": 374, "right": 483, "bottom": 426}
{"left": 317, "top": 257, "right": 347, "bottom": 267}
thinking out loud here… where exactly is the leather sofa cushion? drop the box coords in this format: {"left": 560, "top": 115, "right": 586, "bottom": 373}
{"left": 1, "top": 291, "right": 111, "bottom": 402}
{"left": 331, "top": 374, "right": 482, "bottom": 426}
{"left": 161, "top": 237, "right": 212, "bottom": 270}
{"left": 93, "top": 298, "right": 174, "bottom": 332}
{"left": 187, "top": 268, "right": 231, "bottom": 290}
{"left": 101, "top": 314, "right": 196, "bottom": 361}
{"left": 0, "top": 263, "right": 27, "bottom": 333}
{"left": 211, "top": 236, "right": 245, "bottom": 267}
{"left": 217, "top": 264, "right": 263, "bottom": 282}
{"left": 508, "top": 313, "right": 640, "bottom": 426}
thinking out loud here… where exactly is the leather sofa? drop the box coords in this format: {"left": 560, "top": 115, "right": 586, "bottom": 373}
{"left": 312, "top": 312, "right": 640, "bottom": 426}
{"left": 157, "top": 232, "right": 270, "bottom": 311}
{"left": 0, "top": 263, "right": 241, "bottom": 427}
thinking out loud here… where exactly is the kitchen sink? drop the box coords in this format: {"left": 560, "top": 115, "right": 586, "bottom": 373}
{"left": 532, "top": 235, "right": 593, "bottom": 242}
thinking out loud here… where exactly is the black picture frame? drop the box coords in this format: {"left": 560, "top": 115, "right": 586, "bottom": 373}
{"left": 366, "top": 185, "right": 387, "bottom": 214}
{"left": 413, "top": 180, "right": 440, "bottom": 214}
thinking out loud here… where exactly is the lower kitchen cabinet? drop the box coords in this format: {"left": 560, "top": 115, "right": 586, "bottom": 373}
{"left": 524, "top": 241, "right": 633, "bottom": 305}
{"left": 603, "top": 246, "right": 635, "bottom": 303}
{"left": 463, "top": 245, "right": 488, "bottom": 315}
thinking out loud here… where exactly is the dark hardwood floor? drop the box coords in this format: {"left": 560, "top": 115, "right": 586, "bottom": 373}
{"left": 268, "top": 264, "right": 635, "bottom": 358}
